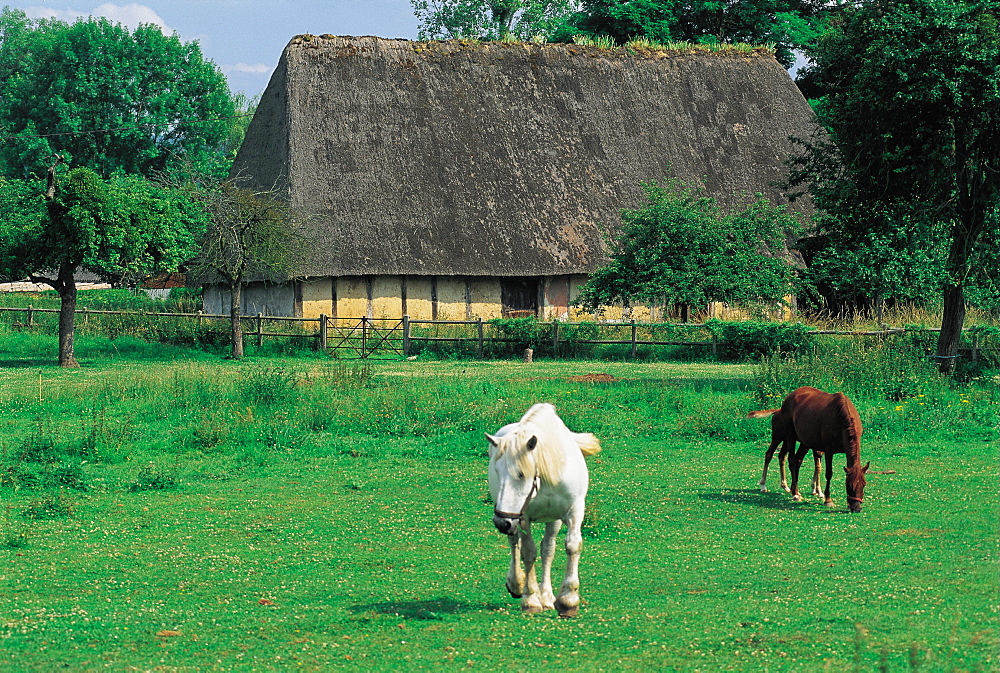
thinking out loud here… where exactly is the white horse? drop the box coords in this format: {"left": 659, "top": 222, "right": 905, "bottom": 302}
{"left": 486, "top": 403, "right": 601, "bottom": 618}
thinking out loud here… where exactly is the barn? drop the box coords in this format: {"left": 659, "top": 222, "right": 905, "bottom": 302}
{"left": 208, "top": 35, "right": 819, "bottom": 321}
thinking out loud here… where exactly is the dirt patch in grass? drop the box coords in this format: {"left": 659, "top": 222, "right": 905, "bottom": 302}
{"left": 569, "top": 373, "right": 618, "bottom": 383}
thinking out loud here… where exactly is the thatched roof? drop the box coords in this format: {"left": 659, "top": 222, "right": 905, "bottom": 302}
{"left": 232, "top": 35, "right": 819, "bottom": 278}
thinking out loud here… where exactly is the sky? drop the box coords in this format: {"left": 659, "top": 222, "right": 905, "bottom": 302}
{"left": 5, "top": 1, "right": 421, "bottom": 99}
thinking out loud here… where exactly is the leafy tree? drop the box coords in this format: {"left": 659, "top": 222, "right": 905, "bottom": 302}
{"left": 789, "top": 0, "right": 1000, "bottom": 373}
{"left": 182, "top": 179, "right": 308, "bottom": 360}
{"left": 566, "top": 0, "right": 833, "bottom": 66}
{"left": 0, "top": 159, "right": 208, "bottom": 366}
{"left": 411, "top": 0, "right": 579, "bottom": 40}
{"left": 0, "top": 8, "right": 238, "bottom": 180}
{"left": 576, "top": 180, "right": 803, "bottom": 319}
{"left": 798, "top": 203, "right": 950, "bottom": 320}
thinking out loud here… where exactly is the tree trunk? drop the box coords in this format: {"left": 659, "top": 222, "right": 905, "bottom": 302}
{"left": 56, "top": 263, "right": 80, "bottom": 368}
{"left": 935, "top": 282, "right": 965, "bottom": 375}
{"left": 229, "top": 280, "right": 244, "bottom": 359}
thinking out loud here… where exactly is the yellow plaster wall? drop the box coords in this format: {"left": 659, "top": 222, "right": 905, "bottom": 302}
{"left": 435, "top": 278, "right": 468, "bottom": 320}
{"left": 316, "top": 274, "right": 782, "bottom": 324}
{"left": 405, "top": 277, "right": 434, "bottom": 320}
{"left": 706, "top": 298, "right": 794, "bottom": 322}
{"left": 469, "top": 279, "right": 502, "bottom": 319}
{"left": 300, "top": 278, "right": 333, "bottom": 320}
{"left": 336, "top": 276, "right": 369, "bottom": 318}
{"left": 371, "top": 276, "right": 403, "bottom": 318}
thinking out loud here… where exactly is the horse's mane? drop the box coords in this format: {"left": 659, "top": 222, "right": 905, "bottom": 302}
{"left": 506, "top": 403, "right": 601, "bottom": 484}
{"left": 834, "top": 393, "right": 862, "bottom": 456}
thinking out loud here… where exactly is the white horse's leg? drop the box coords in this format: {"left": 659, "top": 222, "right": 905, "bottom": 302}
{"left": 504, "top": 532, "right": 525, "bottom": 598}
{"left": 554, "top": 508, "right": 584, "bottom": 618}
{"left": 518, "top": 524, "right": 544, "bottom": 613}
{"left": 537, "top": 520, "right": 562, "bottom": 610}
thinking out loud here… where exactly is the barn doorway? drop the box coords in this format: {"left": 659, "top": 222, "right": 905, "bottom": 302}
{"left": 501, "top": 278, "right": 540, "bottom": 318}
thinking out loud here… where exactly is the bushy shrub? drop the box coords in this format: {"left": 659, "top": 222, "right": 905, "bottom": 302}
{"left": 705, "top": 320, "right": 812, "bottom": 360}
{"left": 752, "top": 335, "right": 946, "bottom": 405}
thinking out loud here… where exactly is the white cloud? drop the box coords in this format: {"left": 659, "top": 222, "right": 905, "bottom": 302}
{"left": 22, "top": 4, "right": 172, "bottom": 34}
{"left": 226, "top": 63, "right": 272, "bottom": 75}
{"left": 22, "top": 6, "right": 83, "bottom": 22}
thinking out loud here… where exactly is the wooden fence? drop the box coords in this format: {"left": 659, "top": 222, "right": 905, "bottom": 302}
{"left": 0, "top": 305, "right": 995, "bottom": 362}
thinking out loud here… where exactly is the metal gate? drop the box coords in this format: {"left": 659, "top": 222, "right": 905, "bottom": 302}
{"left": 323, "top": 317, "right": 404, "bottom": 359}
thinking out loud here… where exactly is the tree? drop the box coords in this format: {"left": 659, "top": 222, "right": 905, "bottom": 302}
{"left": 0, "top": 8, "right": 238, "bottom": 180}
{"left": 789, "top": 0, "right": 1000, "bottom": 373}
{"left": 183, "top": 179, "right": 307, "bottom": 359}
{"left": 566, "top": 0, "right": 834, "bottom": 67}
{"left": 0, "top": 159, "right": 208, "bottom": 366}
{"left": 796, "top": 203, "right": 950, "bottom": 320}
{"left": 576, "top": 180, "right": 803, "bottom": 319}
{"left": 411, "top": 0, "right": 579, "bottom": 40}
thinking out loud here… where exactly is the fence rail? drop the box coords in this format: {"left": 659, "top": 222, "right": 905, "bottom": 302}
{"left": 0, "top": 305, "right": 995, "bottom": 361}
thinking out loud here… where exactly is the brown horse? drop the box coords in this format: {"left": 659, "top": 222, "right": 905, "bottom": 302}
{"left": 748, "top": 386, "right": 869, "bottom": 513}
{"left": 749, "top": 409, "right": 824, "bottom": 498}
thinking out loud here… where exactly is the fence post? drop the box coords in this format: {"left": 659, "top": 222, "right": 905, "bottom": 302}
{"left": 319, "top": 314, "right": 328, "bottom": 351}
{"left": 552, "top": 321, "right": 560, "bottom": 359}
{"left": 972, "top": 330, "right": 979, "bottom": 362}
{"left": 256, "top": 313, "right": 264, "bottom": 348}
{"left": 197, "top": 310, "right": 203, "bottom": 327}
{"left": 630, "top": 321, "right": 638, "bottom": 359}
{"left": 477, "top": 317, "right": 484, "bottom": 359}
{"left": 402, "top": 315, "right": 410, "bottom": 356}
{"left": 711, "top": 331, "right": 718, "bottom": 359}
{"left": 26, "top": 305, "right": 33, "bottom": 327}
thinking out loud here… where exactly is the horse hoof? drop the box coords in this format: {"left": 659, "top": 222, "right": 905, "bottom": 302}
{"left": 521, "top": 603, "right": 544, "bottom": 614}
{"left": 507, "top": 590, "right": 522, "bottom": 598}
{"left": 759, "top": 486, "right": 768, "bottom": 493}
{"left": 792, "top": 494, "right": 803, "bottom": 502}
{"left": 825, "top": 500, "right": 836, "bottom": 507}
{"left": 554, "top": 597, "right": 579, "bottom": 618}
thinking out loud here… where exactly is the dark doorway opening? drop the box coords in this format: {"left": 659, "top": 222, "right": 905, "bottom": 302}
{"left": 501, "top": 278, "right": 540, "bottom": 318}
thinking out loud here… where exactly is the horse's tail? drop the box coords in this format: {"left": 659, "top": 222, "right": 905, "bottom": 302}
{"left": 574, "top": 432, "right": 602, "bottom": 457}
{"left": 746, "top": 409, "right": 780, "bottom": 420}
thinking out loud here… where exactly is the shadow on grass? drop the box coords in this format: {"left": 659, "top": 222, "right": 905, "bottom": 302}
{"left": 0, "top": 359, "right": 53, "bottom": 368}
{"left": 698, "top": 488, "right": 840, "bottom": 511}
{"left": 348, "top": 597, "right": 505, "bottom": 620}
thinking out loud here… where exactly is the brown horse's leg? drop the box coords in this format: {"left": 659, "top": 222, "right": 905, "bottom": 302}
{"left": 811, "top": 450, "right": 823, "bottom": 497}
{"left": 759, "top": 436, "right": 782, "bottom": 492}
{"left": 778, "top": 443, "right": 791, "bottom": 493}
{"left": 823, "top": 451, "right": 836, "bottom": 507}
{"left": 789, "top": 443, "right": 810, "bottom": 502}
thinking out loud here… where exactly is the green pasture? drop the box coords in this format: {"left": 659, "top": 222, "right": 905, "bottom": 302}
{"left": 0, "top": 333, "right": 997, "bottom": 671}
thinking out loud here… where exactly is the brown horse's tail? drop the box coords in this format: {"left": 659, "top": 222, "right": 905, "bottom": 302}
{"left": 746, "top": 409, "right": 780, "bottom": 420}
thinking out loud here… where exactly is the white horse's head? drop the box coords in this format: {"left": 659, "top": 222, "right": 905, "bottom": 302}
{"left": 487, "top": 404, "right": 571, "bottom": 535}
{"left": 487, "top": 428, "right": 542, "bottom": 535}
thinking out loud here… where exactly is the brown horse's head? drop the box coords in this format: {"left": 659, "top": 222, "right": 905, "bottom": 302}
{"left": 844, "top": 461, "right": 870, "bottom": 513}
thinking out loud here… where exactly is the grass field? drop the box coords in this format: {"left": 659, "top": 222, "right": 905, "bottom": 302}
{"left": 0, "top": 332, "right": 997, "bottom": 671}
